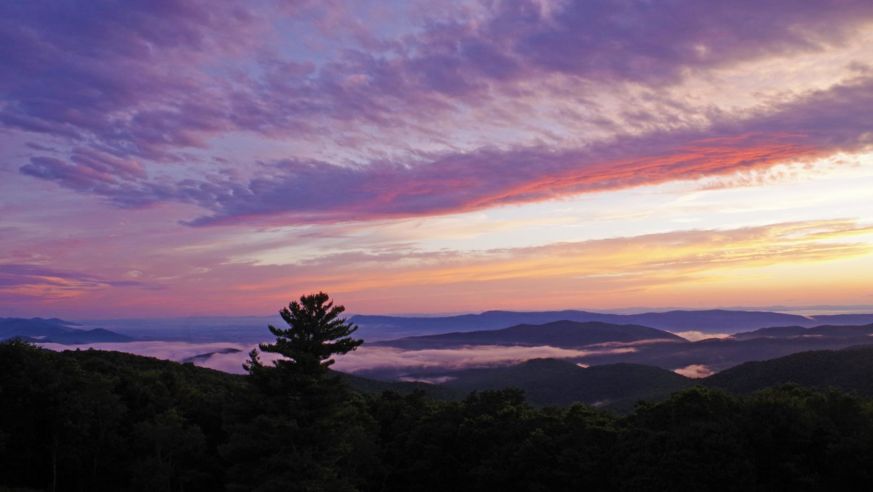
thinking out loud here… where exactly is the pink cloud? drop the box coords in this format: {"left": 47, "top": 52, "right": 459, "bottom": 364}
{"left": 19, "top": 76, "right": 873, "bottom": 226}
{"left": 7, "top": 0, "right": 873, "bottom": 206}
{"left": 674, "top": 364, "right": 715, "bottom": 378}
{"left": 673, "top": 331, "right": 732, "bottom": 342}
{"left": 331, "top": 344, "right": 635, "bottom": 373}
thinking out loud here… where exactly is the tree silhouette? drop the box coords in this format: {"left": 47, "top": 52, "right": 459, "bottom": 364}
{"left": 228, "top": 292, "right": 371, "bottom": 490}
{"left": 256, "top": 292, "right": 363, "bottom": 376}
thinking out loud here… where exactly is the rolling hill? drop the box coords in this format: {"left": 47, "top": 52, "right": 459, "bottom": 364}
{"left": 703, "top": 345, "right": 873, "bottom": 395}
{"left": 1, "top": 317, "right": 81, "bottom": 339}
{"left": 0, "top": 317, "right": 132, "bottom": 343}
{"left": 441, "top": 358, "right": 692, "bottom": 410}
{"left": 426, "top": 344, "right": 873, "bottom": 410}
{"left": 351, "top": 309, "right": 826, "bottom": 338}
{"left": 570, "top": 329, "right": 873, "bottom": 374}
{"left": 732, "top": 322, "right": 873, "bottom": 340}
{"left": 373, "top": 320, "right": 685, "bottom": 349}
{"left": 357, "top": 320, "right": 873, "bottom": 380}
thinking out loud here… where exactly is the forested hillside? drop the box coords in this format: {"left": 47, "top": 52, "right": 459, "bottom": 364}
{"left": 6, "top": 294, "right": 873, "bottom": 491}
{"left": 442, "top": 358, "right": 692, "bottom": 410}
{"left": 5, "top": 340, "right": 873, "bottom": 491}
{"left": 705, "top": 345, "right": 873, "bottom": 394}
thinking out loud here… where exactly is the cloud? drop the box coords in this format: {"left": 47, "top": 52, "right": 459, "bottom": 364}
{"left": 19, "top": 148, "right": 149, "bottom": 203}
{"left": 674, "top": 364, "right": 715, "bottom": 378}
{"left": 398, "top": 375, "right": 456, "bottom": 384}
{"left": 237, "top": 0, "right": 873, "bottom": 126}
{"left": 3, "top": 0, "right": 871, "bottom": 162}
{"left": 38, "top": 340, "right": 634, "bottom": 376}
{"left": 39, "top": 341, "right": 272, "bottom": 373}
{"left": 5, "top": 217, "right": 869, "bottom": 317}
{"left": 7, "top": 1, "right": 873, "bottom": 228}
{"left": 0, "top": 263, "right": 154, "bottom": 301}
{"left": 5, "top": 1, "right": 873, "bottom": 320}
{"left": 280, "top": 219, "right": 873, "bottom": 293}
{"left": 674, "top": 331, "right": 732, "bottom": 342}
{"left": 0, "top": 0, "right": 260, "bottom": 158}
{"left": 19, "top": 76, "right": 873, "bottom": 225}
{"left": 331, "top": 344, "right": 635, "bottom": 373}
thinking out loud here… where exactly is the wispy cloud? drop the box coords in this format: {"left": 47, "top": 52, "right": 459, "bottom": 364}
{"left": 6, "top": 1, "right": 873, "bottom": 226}
{"left": 18, "top": 76, "right": 873, "bottom": 225}
{"left": 332, "top": 344, "right": 635, "bottom": 373}
{"left": 38, "top": 340, "right": 633, "bottom": 375}
{"left": 9, "top": 218, "right": 871, "bottom": 317}
{"left": 279, "top": 219, "right": 873, "bottom": 293}
{"left": 0, "top": 263, "right": 155, "bottom": 301}
{"left": 5, "top": 0, "right": 870, "bottom": 159}
{"left": 673, "top": 331, "right": 731, "bottom": 342}
{"left": 3, "top": 0, "right": 873, "bottom": 317}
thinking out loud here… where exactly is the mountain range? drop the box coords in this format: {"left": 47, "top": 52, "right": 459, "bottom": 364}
{"left": 0, "top": 317, "right": 132, "bottom": 343}
{"left": 705, "top": 344, "right": 873, "bottom": 395}
{"left": 361, "top": 319, "right": 873, "bottom": 381}
{"left": 351, "top": 309, "right": 873, "bottom": 338}
{"left": 9, "top": 316, "right": 873, "bottom": 412}
{"left": 392, "top": 344, "right": 873, "bottom": 411}
{"left": 9, "top": 309, "right": 873, "bottom": 346}
{"left": 370, "top": 320, "right": 684, "bottom": 349}
{"left": 442, "top": 359, "right": 691, "bottom": 411}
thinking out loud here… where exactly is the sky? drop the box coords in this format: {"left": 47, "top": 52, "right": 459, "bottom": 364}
{"left": 2, "top": 0, "right": 873, "bottom": 319}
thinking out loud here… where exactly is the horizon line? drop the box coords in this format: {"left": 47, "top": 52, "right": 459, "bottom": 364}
{"left": 8, "top": 303, "right": 873, "bottom": 322}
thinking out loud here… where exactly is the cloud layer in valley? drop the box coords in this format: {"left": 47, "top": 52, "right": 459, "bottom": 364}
{"left": 674, "top": 364, "right": 716, "bottom": 379}
{"left": 38, "top": 341, "right": 635, "bottom": 376}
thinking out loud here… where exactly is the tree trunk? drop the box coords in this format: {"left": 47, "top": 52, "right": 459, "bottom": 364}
{"left": 51, "top": 436, "right": 58, "bottom": 492}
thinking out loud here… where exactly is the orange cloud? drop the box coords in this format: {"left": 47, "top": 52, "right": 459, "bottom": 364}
{"left": 9, "top": 218, "right": 872, "bottom": 317}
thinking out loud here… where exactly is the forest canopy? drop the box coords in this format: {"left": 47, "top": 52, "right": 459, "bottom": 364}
{"left": 3, "top": 294, "right": 873, "bottom": 491}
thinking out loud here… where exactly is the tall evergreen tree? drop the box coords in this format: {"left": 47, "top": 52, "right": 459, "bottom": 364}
{"left": 225, "top": 293, "right": 373, "bottom": 492}
{"left": 256, "top": 291, "right": 363, "bottom": 376}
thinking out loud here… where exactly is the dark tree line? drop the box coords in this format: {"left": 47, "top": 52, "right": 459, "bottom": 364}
{"left": 3, "top": 293, "right": 873, "bottom": 491}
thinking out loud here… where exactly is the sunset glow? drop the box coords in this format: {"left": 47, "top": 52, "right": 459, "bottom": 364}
{"left": 2, "top": 0, "right": 872, "bottom": 318}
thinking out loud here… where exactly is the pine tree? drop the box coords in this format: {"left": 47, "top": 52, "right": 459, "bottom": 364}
{"left": 256, "top": 291, "right": 363, "bottom": 376}
{"left": 226, "top": 293, "right": 372, "bottom": 491}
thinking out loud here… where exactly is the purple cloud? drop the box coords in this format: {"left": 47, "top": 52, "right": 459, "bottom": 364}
{"left": 18, "top": 76, "right": 873, "bottom": 225}
{"left": 3, "top": 0, "right": 872, "bottom": 162}
{"left": 0, "top": 263, "right": 156, "bottom": 301}
{"left": 19, "top": 147, "right": 167, "bottom": 207}
{"left": 0, "top": 0, "right": 258, "bottom": 158}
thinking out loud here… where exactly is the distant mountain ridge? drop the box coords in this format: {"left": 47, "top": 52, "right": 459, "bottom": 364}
{"left": 733, "top": 322, "right": 873, "bottom": 340}
{"left": 372, "top": 320, "right": 684, "bottom": 349}
{"left": 352, "top": 309, "right": 873, "bottom": 338}
{"left": 358, "top": 319, "right": 873, "bottom": 381}
{"left": 422, "top": 344, "right": 873, "bottom": 410}
{"left": 0, "top": 317, "right": 80, "bottom": 339}
{"left": 10, "top": 332, "right": 873, "bottom": 413}
{"left": 0, "top": 317, "right": 132, "bottom": 344}
{"left": 11, "top": 309, "right": 873, "bottom": 345}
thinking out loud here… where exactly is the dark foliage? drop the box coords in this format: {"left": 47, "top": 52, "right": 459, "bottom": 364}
{"left": 444, "top": 358, "right": 692, "bottom": 411}
{"left": 259, "top": 291, "right": 363, "bottom": 375}
{"left": 5, "top": 302, "right": 873, "bottom": 491}
{"left": 704, "top": 344, "right": 873, "bottom": 395}
{"left": 0, "top": 339, "right": 243, "bottom": 491}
